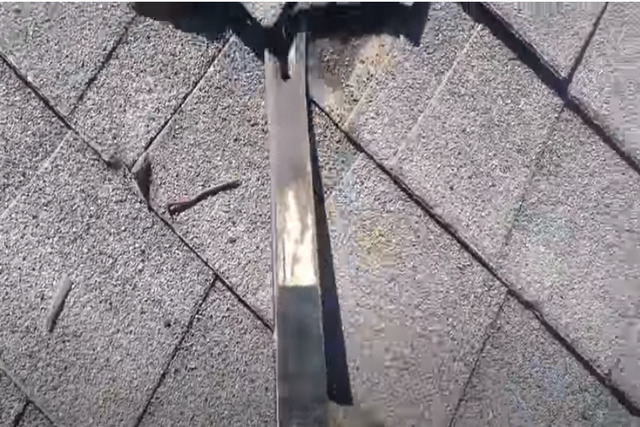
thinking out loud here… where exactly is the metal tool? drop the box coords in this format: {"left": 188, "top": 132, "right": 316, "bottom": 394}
{"left": 264, "top": 24, "right": 329, "bottom": 427}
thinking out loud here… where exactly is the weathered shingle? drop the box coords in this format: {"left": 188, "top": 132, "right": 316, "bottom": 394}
{"left": 571, "top": 2, "right": 640, "bottom": 166}
{"left": 326, "top": 155, "right": 504, "bottom": 426}
{"left": 0, "top": 3, "right": 133, "bottom": 114}
{"left": 0, "top": 133, "right": 215, "bottom": 426}
{"left": 454, "top": 297, "right": 638, "bottom": 426}
{"left": 499, "top": 108, "right": 640, "bottom": 407}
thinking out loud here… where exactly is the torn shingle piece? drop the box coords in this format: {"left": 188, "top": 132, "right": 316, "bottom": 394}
{"left": 132, "top": 151, "right": 152, "bottom": 206}
{"left": 166, "top": 180, "right": 241, "bottom": 217}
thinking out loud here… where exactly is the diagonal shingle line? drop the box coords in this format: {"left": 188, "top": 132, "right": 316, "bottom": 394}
{"left": 140, "top": 198, "right": 274, "bottom": 331}
{"left": 0, "top": 361, "right": 63, "bottom": 427}
{"left": 0, "top": 49, "right": 109, "bottom": 164}
{"left": 471, "top": 2, "right": 640, "bottom": 178}
{"left": 564, "top": 3, "right": 608, "bottom": 89}
{"left": 132, "top": 32, "right": 234, "bottom": 167}
{"left": 447, "top": 291, "right": 509, "bottom": 427}
{"left": 132, "top": 279, "right": 216, "bottom": 427}
{"left": 67, "top": 14, "right": 139, "bottom": 117}
{"left": 448, "top": 107, "right": 566, "bottom": 425}
{"left": 313, "top": 101, "right": 640, "bottom": 417}
{"left": 0, "top": 30, "right": 270, "bottom": 328}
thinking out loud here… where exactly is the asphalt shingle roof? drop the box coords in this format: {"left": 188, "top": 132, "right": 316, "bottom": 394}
{"left": 0, "top": 2, "right": 639, "bottom": 426}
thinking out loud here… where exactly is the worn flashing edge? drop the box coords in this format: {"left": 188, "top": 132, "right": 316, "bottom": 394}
{"left": 265, "top": 29, "right": 328, "bottom": 426}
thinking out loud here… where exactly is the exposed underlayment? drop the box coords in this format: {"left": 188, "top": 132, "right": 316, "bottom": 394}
{"left": 0, "top": 2, "right": 640, "bottom": 426}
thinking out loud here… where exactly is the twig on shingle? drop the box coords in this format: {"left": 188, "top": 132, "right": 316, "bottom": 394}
{"left": 167, "top": 180, "right": 242, "bottom": 217}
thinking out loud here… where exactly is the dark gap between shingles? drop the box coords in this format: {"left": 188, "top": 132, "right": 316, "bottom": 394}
{"left": 68, "top": 15, "right": 138, "bottom": 116}
{"left": 313, "top": 100, "right": 640, "bottom": 417}
{"left": 133, "top": 279, "right": 216, "bottom": 427}
{"left": 462, "top": 3, "right": 640, "bottom": 177}
{"left": 10, "top": 400, "right": 28, "bottom": 427}
{"left": 565, "top": 3, "right": 608, "bottom": 86}
{"left": 448, "top": 291, "right": 509, "bottom": 427}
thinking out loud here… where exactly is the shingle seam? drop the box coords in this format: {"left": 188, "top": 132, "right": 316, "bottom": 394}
{"left": 68, "top": 15, "right": 138, "bottom": 117}
{"left": 468, "top": 3, "right": 640, "bottom": 178}
{"left": 0, "top": 50, "right": 111, "bottom": 165}
{"left": 447, "top": 291, "right": 509, "bottom": 427}
{"left": 132, "top": 279, "right": 216, "bottom": 427}
{"left": 564, "top": 3, "right": 608, "bottom": 87}
{"left": 133, "top": 33, "right": 234, "bottom": 166}
{"left": 0, "top": 361, "right": 64, "bottom": 427}
{"left": 313, "top": 99, "right": 640, "bottom": 418}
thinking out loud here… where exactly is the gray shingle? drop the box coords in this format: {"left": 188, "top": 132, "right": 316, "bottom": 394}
{"left": 242, "top": 2, "right": 284, "bottom": 27}
{"left": 326, "top": 155, "right": 504, "bottom": 426}
{"left": 139, "top": 283, "right": 274, "bottom": 427}
{"left": 0, "top": 371, "right": 25, "bottom": 427}
{"left": 570, "top": 3, "right": 640, "bottom": 165}
{"left": 391, "top": 25, "right": 562, "bottom": 261}
{"left": 0, "top": 133, "right": 215, "bottom": 426}
{"left": 499, "top": 109, "right": 640, "bottom": 406}
{"left": 453, "top": 297, "right": 639, "bottom": 427}
{"left": 344, "top": 2, "right": 476, "bottom": 162}
{"left": 309, "top": 3, "right": 435, "bottom": 126}
{"left": 16, "top": 404, "right": 52, "bottom": 427}
{"left": 69, "top": 16, "right": 228, "bottom": 166}
{"left": 143, "top": 37, "right": 358, "bottom": 321}
{"left": 0, "top": 3, "right": 133, "bottom": 114}
{"left": 0, "top": 61, "right": 67, "bottom": 212}
{"left": 488, "top": 2, "right": 606, "bottom": 76}
{"left": 311, "top": 33, "right": 395, "bottom": 125}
